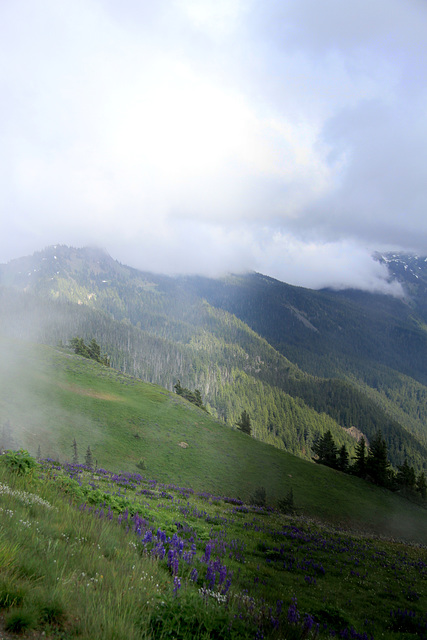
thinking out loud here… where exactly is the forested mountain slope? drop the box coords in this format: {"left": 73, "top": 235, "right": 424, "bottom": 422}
{"left": 1, "top": 245, "right": 426, "bottom": 473}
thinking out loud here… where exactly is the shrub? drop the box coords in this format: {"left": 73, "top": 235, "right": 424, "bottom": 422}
{"left": 2, "top": 450, "right": 38, "bottom": 476}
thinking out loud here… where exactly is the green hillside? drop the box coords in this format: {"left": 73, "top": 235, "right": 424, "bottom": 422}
{"left": 1, "top": 337, "right": 426, "bottom": 544}
{"left": 1, "top": 244, "right": 427, "bottom": 475}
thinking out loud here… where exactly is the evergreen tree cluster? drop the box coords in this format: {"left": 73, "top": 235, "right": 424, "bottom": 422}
{"left": 173, "top": 380, "right": 207, "bottom": 411}
{"left": 69, "top": 337, "right": 110, "bottom": 367}
{"left": 313, "top": 429, "right": 426, "bottom": 501}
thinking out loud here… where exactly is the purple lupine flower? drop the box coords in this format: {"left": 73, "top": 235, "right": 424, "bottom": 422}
{"left": 218, "top": 564, "right": 227, "bottom": 585}
{"left": 152, "top": 543, "right": 166, "bottom": 560}
{"left": 167, "top": 549, "right": 174, "bottom": 569}
{"left": 203, "top": 543, "right": 212, "bottom": 563}
{"left": 303, "top": 613, "right": 315, "bottom": 631}
{"left": 269, "top": 615, "right": 280, "bottom": 630}
{"left": 190, "top": 568, "right": 198, "bottom": 582}
{"left": 206, "top": 563, "right": 216, "bottom": 589}
{"left": 221, "top": 577, "right": 232, "bottom": 595}
{"left": 142, "top": 530, "right": 153, "bottom": 544}
{"left": 157, "top": 528, "right": 167, "bottom": 543}
{"left": 173, "top": 576, "right": 181, "bottom": 596}
{"left": 173, "top": 554, "right": 179, "bottom": 576}
{"left": 287, "top": 597, "right": 300, "bottom": 624}
{"left": 167, "top": 549, "right": 180, "bottom": 576}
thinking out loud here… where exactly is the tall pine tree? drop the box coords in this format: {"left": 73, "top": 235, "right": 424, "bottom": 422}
{"left": 313, "top": 430, "right": 338, "bottom": 468}
{"left": 366, "top": 431, "right": 390, "bottom": 486}
{"left": 352, "top": 437, "right": 367, "bottom": 477}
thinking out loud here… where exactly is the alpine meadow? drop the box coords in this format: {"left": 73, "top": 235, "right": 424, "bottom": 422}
{"left": 0, "top": 245, "right": 427, "bottom": 639}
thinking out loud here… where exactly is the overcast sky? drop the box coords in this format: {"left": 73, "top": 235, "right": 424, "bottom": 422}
{"left": 1, "top": 0, "right": 426, "bottom": 292}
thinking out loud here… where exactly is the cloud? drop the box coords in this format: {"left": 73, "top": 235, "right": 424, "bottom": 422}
{"left": 1, "top": 0, "right": 427, "bottom": 292}
{"left": 252, "top": 234, "right": 405, "bottom": 295}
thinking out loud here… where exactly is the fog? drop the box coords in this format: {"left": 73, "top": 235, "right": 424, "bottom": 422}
{"left": 1, "top": 0, "right": 427, "bottom": 292}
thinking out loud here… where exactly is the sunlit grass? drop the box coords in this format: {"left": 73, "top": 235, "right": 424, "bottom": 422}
{"left": 2, "top": 340, "right": 427, "bottom": 548}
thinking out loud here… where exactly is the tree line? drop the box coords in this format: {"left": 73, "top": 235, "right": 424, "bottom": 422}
{"left": 313, "top": 429, "right": 426, "bottom": 500}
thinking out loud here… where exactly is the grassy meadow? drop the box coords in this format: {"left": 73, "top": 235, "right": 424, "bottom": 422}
{"left": 0, "top": 451, "right": 426, "bottom": 639}
{"left": 1, "top": 338, "right": 427, "bottom": 638}
{"left": 1, "top": 338, "right": 426, "bottom": 544}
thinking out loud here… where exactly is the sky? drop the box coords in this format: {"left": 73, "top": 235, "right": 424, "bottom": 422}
{"left": 1, "top": 0, "right": 426, "bottom": 293}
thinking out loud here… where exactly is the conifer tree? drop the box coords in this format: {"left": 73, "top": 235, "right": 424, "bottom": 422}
{"left": 70, "top": 337, "right": 90, "bottom": 358}
{"left": 69, "top": 337, "right": 109, "bottom": 366}
{"left": 352, "top": 437, "right": 367, "bottom": 477}
{"left": 193, "top": 389, "right": 203, "bottom": 408}
{"left": 337, "top": 444, "right": 349, "bottom": 472}
{"left": 366, "top": 431, "right": 390, "bottom": 486}
{"left": 396, "top": 459, "right": 416, "bottom": 490}
{"left": 87, "top": 338, "right": 101, "bottom": 362}
{"left": 174, "top": 380, "right": 183, "bottom": 395}
{"left": 85, "top": 446, "right": 94, "bottom": 470}
{"left": 236, "top": 410, "right": 252, "bottom": 435}
{"left": 313, "top": 430, "right": 337, "bottom": 468}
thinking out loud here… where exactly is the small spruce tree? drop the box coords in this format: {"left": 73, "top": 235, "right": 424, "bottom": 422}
{"left": 352, "top": 437, "right": 367, "bottom": 477}
{"left": 236, "top": 410, "right": 252, "bottom": 436}
{"left": 85, "top": 446, "right": 94, "bottom": 470}
{"left": 337, "top": 444, "right": 349, "bottom": 472}
{"left": 366, "top": 431, "right": 390, "bottom": 487}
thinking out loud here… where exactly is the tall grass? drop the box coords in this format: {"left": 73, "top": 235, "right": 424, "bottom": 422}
{"left": 2, "top": 452, "right": 427, "bottom": 639}
{"left": 0, "top": 463, "right": 169, "bottom": 639}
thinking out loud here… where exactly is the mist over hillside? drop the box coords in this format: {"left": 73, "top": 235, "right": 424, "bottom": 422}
{"left": 1, "top": 245, "right": 427, "bottom": 475}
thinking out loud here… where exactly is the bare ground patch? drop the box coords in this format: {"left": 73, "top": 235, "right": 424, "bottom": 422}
{"left": 56, "top": 382, "right": 123, "bottom": 401}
